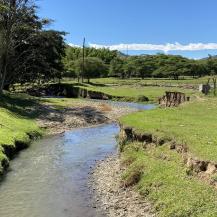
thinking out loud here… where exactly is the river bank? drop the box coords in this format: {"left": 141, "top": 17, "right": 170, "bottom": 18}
{"left": 36, "top": 99, "right": 137, "bottom": 135}
{"left": 0, "top": 94, "right": 136, "bottom": 173}
{"left": 0, "top": 93, "right": 157, "bottom": 217}
{"left": 0, "top": 95, "right": 156, "bottom": 217}
{"left": 117, "top": 98, "right": 217, "bottom": 217}
{"left": 90, "top": 155, "right": 155, "bottom": 217}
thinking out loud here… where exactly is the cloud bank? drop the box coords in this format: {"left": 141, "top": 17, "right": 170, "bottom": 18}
{"left": 68, "top": 43, "right": 81, "bottom": 48}
{"left": 69, "top": 42, "right": 217, "bottom": 52}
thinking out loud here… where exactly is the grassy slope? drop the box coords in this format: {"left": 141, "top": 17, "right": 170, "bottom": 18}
{"left": 122, "top": 142, "right": 217, "bottom": 217}
{"left": 120, "top": 98, "right": 217, "bottom": 162}
{"left": 0, "top": 93, "right": 85, "bottom": 174}
{"left": 0, "top": 93, "right": 42, "bottom": 174}
{"left": 120, "top": 97, "right": 217, "bottom": 216}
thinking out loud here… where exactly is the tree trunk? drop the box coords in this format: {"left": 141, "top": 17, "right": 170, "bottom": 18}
{"left": 0, "top": 54, "right": 9, "bottom": 94}
{"left": 0, "top": 0, "right": 15, "bottom": 94}
{"left": 213, "top": 78, "right": 216, "bottom": 96}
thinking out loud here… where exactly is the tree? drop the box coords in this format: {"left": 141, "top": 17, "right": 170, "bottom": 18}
{"left": 74, "top": 57, "right": 107, "bottom": 83}
{"left": 63, "top": 46, "right": 118, "bottom": 79}
{"left": 0, "top": 0, "right": 65, "bottom": 90}
{"left": 188, "top": 61, "right": 207, "bottom": 78}
{"left": 109, "top": 57, "right": 125, "bottom": 78}
{"left": 0, "top": 0, "right": 41, "bottom": 92}
{"left": 206, "top": 55, "right": 217, "bottom": 75}
{"left": 131, "top": 57, "right": 154, "bottom": 79}
{"left": 123, "top": 58, "right": 136, "bottom": 78}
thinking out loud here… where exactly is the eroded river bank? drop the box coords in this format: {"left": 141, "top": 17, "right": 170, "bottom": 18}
{"left": 0, "top": 100, "right": 155, "bottom": 217}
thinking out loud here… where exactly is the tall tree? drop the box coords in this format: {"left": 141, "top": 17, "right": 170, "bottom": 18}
{"left": 74, "top": 57, "right": 107, "bottom": 83}
{"left": 109, "top": 57, "right": 125, "bottom": 78}
{"left": 0, "top": 0, "right": 39, "bottom": 92}
{"left": 0, "top": 0, "right": 65, "bottom": 91}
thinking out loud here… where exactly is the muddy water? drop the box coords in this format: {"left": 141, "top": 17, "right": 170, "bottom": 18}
{"left": 0, "top": 102, "right": 155, "bottom": 217}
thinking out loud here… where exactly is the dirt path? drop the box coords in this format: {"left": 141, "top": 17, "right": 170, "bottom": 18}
{"left": 89, "top": 156, "right": 155, "bottom": 217}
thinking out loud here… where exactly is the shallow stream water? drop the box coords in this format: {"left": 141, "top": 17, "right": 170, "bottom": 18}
{"left": 0, "top": 102, "right": 155, "bottom": 217}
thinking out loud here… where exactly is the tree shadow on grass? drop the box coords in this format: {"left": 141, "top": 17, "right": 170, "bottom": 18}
{"left": 0, "top": 93, "right": 51, "bottom": 120}
{"left": 0, "top": 93, "right": 109, "bottom": 126}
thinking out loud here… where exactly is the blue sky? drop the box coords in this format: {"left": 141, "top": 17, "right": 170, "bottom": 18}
{"left": 38, "top": 0, "right": 217, "bottom": 59}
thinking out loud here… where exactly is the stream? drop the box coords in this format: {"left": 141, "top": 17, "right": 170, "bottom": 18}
{"left": 0, "top": 101, "right": 155, "bottom": 217}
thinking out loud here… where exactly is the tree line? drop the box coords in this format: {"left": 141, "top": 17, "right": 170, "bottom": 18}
{"left": 1, "top": 1, "right": 217, "bottom": 91}
{"left": 64, "top": 46, "right": 217, "bottom": 82}
{"left": 0, "top": 0, "right": 65, "bottom": 93}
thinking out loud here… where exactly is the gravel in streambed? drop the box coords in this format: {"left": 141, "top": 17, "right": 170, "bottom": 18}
{"left": 37, "top": 100, "right": 135, "bottom": 135}
{"left": 89, "top": 156, "right": 155, "bottom": 217}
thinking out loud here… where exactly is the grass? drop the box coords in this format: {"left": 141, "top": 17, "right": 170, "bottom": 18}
{"left": 121, "top": 142, "right": 217, "bottom": 217}
{"left": 120, "top": 98, "right": 217, "bottom": 162}
{"left": 119, "top": 95, "right": 217, "bottom": 216}
{"left": 7, "top": 77, "right": 217, "bottom": 216}
{"left": 78, "top": 76, "right": 210, "bottom": 86}
{"left": 66, "top": 82, "right": 197, "bottom": 102}
{"left": 0, "top": 93, "right": 86, "bottom": 174}
{"left": 0, "top": 93, "right": 43, "bottom": 174}
{"left": 62, "top": 77, "right": 202, "bottom": 102}
{"left": 40, "top": 97, "right": 83, "bottom": 109}
{"left": 14, "top": 77, "right": 202, "bottom": 103}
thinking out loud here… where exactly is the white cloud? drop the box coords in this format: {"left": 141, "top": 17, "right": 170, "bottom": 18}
{"left": 68, "top": 43, "right": 81, "bottom": 48}
{"left": 69, "top": 42, "right": 217, "bottom": 52}
{"left": 89, "top": 42, "right": 217, "bottom": 52}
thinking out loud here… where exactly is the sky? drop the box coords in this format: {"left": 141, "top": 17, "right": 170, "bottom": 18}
{"left": 38, "top": 0, "right": 217, "bottom": 59}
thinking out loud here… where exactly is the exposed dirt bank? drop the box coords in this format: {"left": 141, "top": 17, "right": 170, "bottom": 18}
{"left": 89, "top": 155, "right": 155, "bottom": 217}
{"left": 119, "top": 125, "right": 217, "bottom": 188}
{"left": 37, "top": 100, "right": 136, "bottom": 135}
{"left": 26, "top": 83, "right": 149, "bottom": 102}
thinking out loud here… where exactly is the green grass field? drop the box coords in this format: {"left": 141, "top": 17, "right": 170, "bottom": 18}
{"left": 78, "top": 84, "right": 196, "bottom": 101}
{"left": 64, "top": 76, "right": 210, "bottom": 86}
{"left": 72, "top": 76, "right": 210, "bottom": 86}
{"left": 62, "top": 79, "right": 198, "bottom": 102}
{"left": 120, "top": 98, "right": 217, "bottom": 162}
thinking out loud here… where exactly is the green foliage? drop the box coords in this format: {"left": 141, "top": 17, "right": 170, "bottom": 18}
{"left": 64, "top": 46, "right": 118, "bottom": 65}
{"left": 15, "top": 30, "right": 66, "bottom": 84}
{"left": 63, "top": 46, "right": 117, "bottom": 82}
{"left": 74, "top": 57, "right": 107, "bottom": 82}
{"left": 64, "top": 49, "right": 217, "bottom": 80}
{"left": 109, "top": 57, "right": 125, "bottom": 78}
{"left": 0, "top": 0, "right": 65, "bottom": 91}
